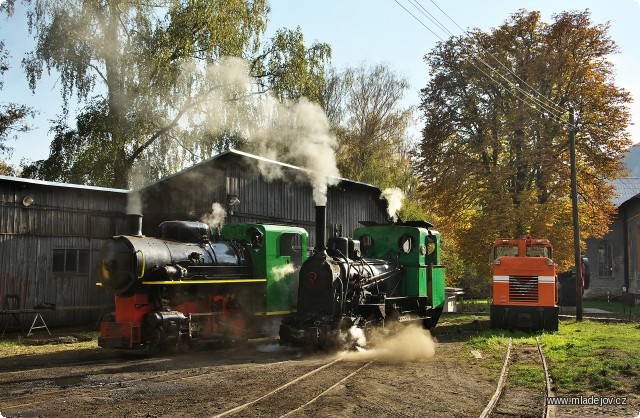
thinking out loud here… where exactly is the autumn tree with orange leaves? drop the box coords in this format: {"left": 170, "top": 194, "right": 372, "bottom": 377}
{"left": 417, "top": 9, "right": 631, "bottom": 283}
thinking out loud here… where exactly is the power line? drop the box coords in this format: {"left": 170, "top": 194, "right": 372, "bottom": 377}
{"left": 392, "top": 0, "right": 444, "bottom": 41}
{"left": 427, "top": 0, "right": 567, "bottom": 116}
{"left": 394, "top": 0, "right": 569, "bottom": 124}
{"left": 406, "top": 0, "right": 450, "bottom": 36}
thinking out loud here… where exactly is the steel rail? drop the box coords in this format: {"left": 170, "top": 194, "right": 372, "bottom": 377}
{"left": 211, "top": 357, "right": 344, "bottom": 418}
{"left": 536, "top": 336, "right": 556, "bottom": 418}
{"left": 279, "top": 361, "right": 374, "bottom": 418}
{"left": 479, "top": 337, "right": 512, "bottom": 418}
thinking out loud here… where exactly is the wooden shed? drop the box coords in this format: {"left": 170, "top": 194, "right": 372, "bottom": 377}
{"left": 584, "top": 177, "right": 640, "bottom": 303}
{"left": 0, "top": 176, "right": 128, "bottom": 330}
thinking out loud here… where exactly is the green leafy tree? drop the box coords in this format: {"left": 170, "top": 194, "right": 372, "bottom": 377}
{"left": 0, "top": 38, "right": 33, "bottom": 174}
{"left": 331, "top": 63, "right": 417, "bottom": 191}
{"left": 320, "top": 62, "right": 442, "bottom": 232}
{"left": 418, "top": 10, "right": 631, "bottom": 277}
{"left": 9, "top": 0, "right": 330, "bottom": 188}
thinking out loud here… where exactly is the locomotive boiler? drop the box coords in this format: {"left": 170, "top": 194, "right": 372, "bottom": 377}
{"left": 279, "top": 206, "right": 445, "bottom": 348}
{"left": 98, "top": 214, "right": 307, "bottom": 351}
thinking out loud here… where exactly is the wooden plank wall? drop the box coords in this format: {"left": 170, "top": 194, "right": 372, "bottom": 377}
{"left": 0, "top": 180, "right": 127, "bottom": 330}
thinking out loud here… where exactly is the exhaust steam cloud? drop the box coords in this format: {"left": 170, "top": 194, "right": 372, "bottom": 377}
{"left": 341, "top": 325, "right": 436, "bottom": 362}
{"left": 201, "top": 202, "right": 227, "bottom": 229}
{"left": 381, "top": 187, "right": 405, "bottom": 222}
{"left": 270, "top": 263, "right": 297, "bottom": 282}
{"left": 177, "top": 57, "right": 341, "bottom": 206}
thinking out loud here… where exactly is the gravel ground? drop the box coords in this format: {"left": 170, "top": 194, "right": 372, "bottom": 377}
{"left": 0, "top": 322, "right": 637, "bottom": 418}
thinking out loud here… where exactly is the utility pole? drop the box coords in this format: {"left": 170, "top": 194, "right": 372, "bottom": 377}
{"left": 569, "top": 106, "right": 583, "bottom": 321}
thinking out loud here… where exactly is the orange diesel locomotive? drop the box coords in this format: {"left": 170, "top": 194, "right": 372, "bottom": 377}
{"left": 490, "top": 236, "right": 558, "bottom": 331}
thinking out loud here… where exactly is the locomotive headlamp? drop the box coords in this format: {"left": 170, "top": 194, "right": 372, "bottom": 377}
{"left": 22, "top": 195, "right": 34, "bottom": 207}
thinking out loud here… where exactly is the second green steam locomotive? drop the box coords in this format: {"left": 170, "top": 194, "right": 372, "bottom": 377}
{"left": 279, "top": 206, "right": 445, "bottom": 348}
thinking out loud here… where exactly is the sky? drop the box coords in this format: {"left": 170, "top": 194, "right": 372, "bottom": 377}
{"left": 1, "top": 0, "right": 639, "bottom": 167}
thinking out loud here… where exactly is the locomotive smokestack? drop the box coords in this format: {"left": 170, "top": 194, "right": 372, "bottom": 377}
{"left": 315, "top": 205, "right": 327, "bottom": 252}
{"left": 126, "top": 214, "right": 143, "bottom": 237}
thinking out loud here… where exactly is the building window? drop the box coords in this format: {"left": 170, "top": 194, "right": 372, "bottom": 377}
{"left": 598, "top": 240, "right": 613, "bottom": 277}
{"left": 53, "top": 249, "right": 90, "bottom": 274}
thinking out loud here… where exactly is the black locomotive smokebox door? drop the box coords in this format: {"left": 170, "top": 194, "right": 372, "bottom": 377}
{"left": 298, "top": 257, "right": 336, "bottom": 316}
{"left": 98, "top": 239, "right": 136, "bottom": 293}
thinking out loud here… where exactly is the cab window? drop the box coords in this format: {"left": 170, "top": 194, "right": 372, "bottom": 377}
{"left": 526, "top": 245, "right": 550, "bottom": 258}
{"left": 494, "top": 245, "right": 518, "bottom": 259}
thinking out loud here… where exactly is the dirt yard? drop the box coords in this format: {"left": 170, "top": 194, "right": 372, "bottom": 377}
{"left": 0, "top": 321, "right": 637, "bottom": 418}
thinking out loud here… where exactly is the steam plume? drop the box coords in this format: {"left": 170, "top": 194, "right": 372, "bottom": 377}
{"left": 200, "top": 202, "right": 227, "bottom": 229}
{"left": 342, "top": 325, "right": 436, "bottom": 362}
{"left": 195, "top": 57, "right": 340, "bottom": 205}
{"left": 126, "top": 191, "right": 142, "bottom": 215}
{"left": 127, "top": 56, "right": 341, "bottom": 205}
{"left": 381, "top": 187, "right": 405, "bottom": 221}
{"left": 246, "top": 96, "right": 340, "bottom": 205}
{"left": 270, "top": 263, "right": 296, "bottom": 282}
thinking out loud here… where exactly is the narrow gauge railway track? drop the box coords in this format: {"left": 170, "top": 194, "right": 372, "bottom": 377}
{"left": 213, "top": 357, "right": 374, "bottom": 418}
{"left": 480, "top": 337, "right": 555, "bottom": 418}
{"left": 0, "top": 355, "right": 295, "bottom": 412}
{"left": 0, "top": 353, "right": 171, "bottom": 379}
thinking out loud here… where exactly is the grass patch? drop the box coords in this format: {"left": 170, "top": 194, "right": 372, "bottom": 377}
{"left": 540, "top": 321, "right": 640, "bottom": 394}
{"left": 464, "top": 319, "right": 640, "bottom": 394}
{"left": 437, "top": 313, "right": 485, "bottom": 327}
{"left": 510, "top": 362, "right": 545, "bottom": 389}
{"left": 0, "top": 329, "right": 99, "bottom": 358}
{"left": 466, "top": 330, "right": 546, "bottom": 389}
{"left": 457, "top": 298, "right": 640, "bottom": 320}
{"left": 458, "top": 298, "right": 490, "bottom": 313}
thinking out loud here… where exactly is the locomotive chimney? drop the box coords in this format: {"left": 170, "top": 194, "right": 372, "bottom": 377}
{"left": 315, "top": 205, "right": 327, "bottom": 253}
{"left": 126, "top": 214, "right": 144, "bottom": 237}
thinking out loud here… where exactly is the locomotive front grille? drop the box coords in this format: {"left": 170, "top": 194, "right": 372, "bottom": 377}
{"left": 508, "top": 276, "right": 538, "bottom": 302}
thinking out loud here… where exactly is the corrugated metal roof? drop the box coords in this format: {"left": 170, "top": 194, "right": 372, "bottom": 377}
{"left": 610, "top": 177, "right": 640, "bottom": 207}
{"left": 0, "top": 175, "right": 129, "bottom": 194}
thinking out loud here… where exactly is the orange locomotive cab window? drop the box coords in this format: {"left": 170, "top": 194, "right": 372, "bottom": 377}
{"left": 494, "top": 245, "right": 518, "bottom": 259}
{"left": 526, "top": 245, "right": 551, "bottom": 258}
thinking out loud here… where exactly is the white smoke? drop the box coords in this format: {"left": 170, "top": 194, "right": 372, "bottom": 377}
{"left": 256, "top": 343, "right": 285, "bottom": 353}
{"left": 127, "top": 56, "right": 341, "bottom": 205}
{"left": 381, "top": 187, "right": 405, "bottom": 222}
{"left": 270, "top": 263, "right": 296, "bottom": 282}
{"left": 126, "top": 191, "right": 142, "bottom": 215}
{"left": 344, "top": 326, "right": 367, "bottom": 348}
{"left": 342, "top": 325, "right": 436, "bottom": 362}
{"left": 200, "top": 202, "right": 227, "bottom": 229}
{"left": 199, "top": 58, "right": 341, "bottom": 205}
{"left": 241, "top": 95, "right": 339, "bottom": 205}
